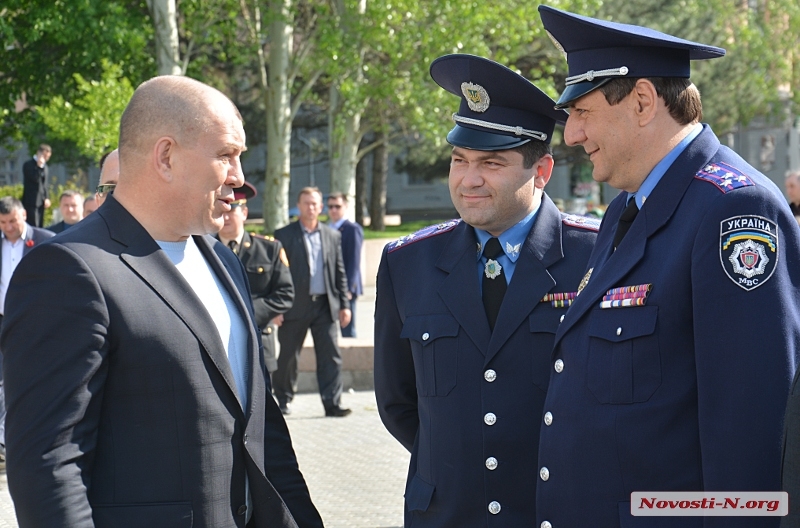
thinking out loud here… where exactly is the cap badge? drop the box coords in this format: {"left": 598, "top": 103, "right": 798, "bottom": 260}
{"left": 461, "top": 82, "right": 490, "bottom": 112}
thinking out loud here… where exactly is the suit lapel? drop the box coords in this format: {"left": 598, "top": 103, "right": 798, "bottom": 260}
{"left": 554, "top": 126, "right": 719, "bottom": 348}
{"left": 103, "top": 198, "right": 245, "bottom": 412}
{"left": 198, "top": 234, "right": 262, "bottom": 419}
{"left": 436, "top": 222, "right": 491, "bottom": 353}
{"left": 486, "top": 197, "right": 561, "bottom": 363}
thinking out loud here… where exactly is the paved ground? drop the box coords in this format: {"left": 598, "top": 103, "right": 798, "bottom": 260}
{"left": 0, "top": 390, "right": 408, "bottom": 527}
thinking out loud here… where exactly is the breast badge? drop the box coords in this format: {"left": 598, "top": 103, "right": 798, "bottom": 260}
{"left": 720, "top": 215, "right": 778, "bottom": 291}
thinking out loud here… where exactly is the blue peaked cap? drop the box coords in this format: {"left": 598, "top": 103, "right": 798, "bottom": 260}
{"left": 538, "top": 6, "right": 726, "bottom": 108}
{"left": 430, "top": 54, "right": 567, "bottom": 150}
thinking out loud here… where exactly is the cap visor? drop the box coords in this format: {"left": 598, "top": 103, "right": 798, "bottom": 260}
{"left": 555, "top": 80, "right": 612, "bottom": 109}
{"left": 446, "top": 125, "right": 532, "bottom": 151}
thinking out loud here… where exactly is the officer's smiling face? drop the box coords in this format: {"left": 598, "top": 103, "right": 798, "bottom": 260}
{"left": 449, "top": 147, "right": 538, "bottom": 236}
{"left": 564, "top": 88, "right": 640, "bottom": 192}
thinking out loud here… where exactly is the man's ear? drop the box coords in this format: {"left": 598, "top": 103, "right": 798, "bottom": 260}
{"left": 633, "top": 79, "right": 658, "bottom": 126}
{"left": 534, "top": 154, "right": 555, "bottom": 189}
{"left": 153, "top": 136, "right": 177, "bottom": 182}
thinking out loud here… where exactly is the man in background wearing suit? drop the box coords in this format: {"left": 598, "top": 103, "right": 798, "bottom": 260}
{"left": 47, "top": 190, "right": 84, "bottom": 233}
{"left": 217, "top": 181, "right": 294, "bottom": 385}
{"left": 20, "top": 144, "right": 52, "bottom": 227}
{"left": 326, "top": 192, "right": 363, "bottom": 337}
{"left": 274, "top": 187, "right": 352, "bottom": 417}
{"left": 1, "top": 76, "right": 322, "bottom": 528}
{"left": 0, "top": 197, "right": 54, "bottom": 462}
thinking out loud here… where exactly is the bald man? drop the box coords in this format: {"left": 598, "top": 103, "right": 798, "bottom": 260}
{"left": 96, "top": 149, "right": 119, "bottom": 207}
{"left": 0, "top": 76, "right": 323, "bottom": 528}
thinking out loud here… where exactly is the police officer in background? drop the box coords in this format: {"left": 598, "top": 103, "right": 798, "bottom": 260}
{"left": 374, "top": 54, "right": 598, "bottom": 527}
{"left": 217, "top": 182, "right": 294, "bottom": 382}
{"left": 535, "top": 7, "right": 800, "bottom": 528}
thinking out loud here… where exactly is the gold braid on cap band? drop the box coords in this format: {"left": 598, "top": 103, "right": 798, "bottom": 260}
{"left": 452, "top": 114, "right": 548, "bottom": 142}
{"left": 565, "top": 66, "right": 629, "bottom": 86}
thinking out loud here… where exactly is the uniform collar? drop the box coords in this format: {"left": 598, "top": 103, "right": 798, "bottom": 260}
{"left": 631, "top": 122, "right": 702, "bottom": 208}
{"left": 474, "top": 205, "right": 539, "bottom": 263}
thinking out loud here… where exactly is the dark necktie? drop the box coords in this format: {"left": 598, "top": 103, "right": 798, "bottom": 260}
{"left": 228, "top": 240, "right": 238, "bottom": 255}
{"left": 613, "top": 199, "right": 639, "bottom": 249}
{"left": 482, "top": 237, "right": 507, "bottom": 332}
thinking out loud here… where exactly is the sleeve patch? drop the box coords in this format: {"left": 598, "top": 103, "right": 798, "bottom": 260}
{"left": 386, "top": 219, "right": 461, "bottom": 253}
{"left": 695, "top": 162, "right": 755, "bottom": 193}
{"left": 561, "top": 214, "right": 601, "bottom": 232}
{"left": 720, "top": 215, "right": 778, "bottom": 291}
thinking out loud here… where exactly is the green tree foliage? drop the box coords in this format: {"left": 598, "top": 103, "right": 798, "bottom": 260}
{"left": 0, "top": 0, "right": 154, "bottom": 153}
{"left": 38, "top": 61, "right": 134, "bottom": 161}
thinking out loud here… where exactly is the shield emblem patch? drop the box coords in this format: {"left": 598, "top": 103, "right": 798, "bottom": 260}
{"left": 720, "top": 215, "right": 778, "bottom": 291}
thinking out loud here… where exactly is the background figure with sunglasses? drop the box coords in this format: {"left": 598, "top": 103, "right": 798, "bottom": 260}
{"left": 326, "top": 193, "right": 363, "bottom": 338}
{"left": 217, "top": 182, "right": 294, "bottom": 384}
{"left": 95, "top": 149, "right": 119, "bottom": 207}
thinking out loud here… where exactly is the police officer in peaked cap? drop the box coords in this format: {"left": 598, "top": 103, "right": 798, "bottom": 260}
{"left": 374, "top": 54, "right": 599, "bottom": 527}
{"left": 534, "top": 7, "right": 800, "bottom": 528}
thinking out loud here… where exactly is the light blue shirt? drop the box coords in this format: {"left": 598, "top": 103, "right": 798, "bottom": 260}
{"left": 302, "top": 224, "right": 327, "bottom": 296}
{"left": 475, "top": 206, "right": 539, "bottom": 287}
{"left": 629, "top": 123, "right": 703, "bottom": 208}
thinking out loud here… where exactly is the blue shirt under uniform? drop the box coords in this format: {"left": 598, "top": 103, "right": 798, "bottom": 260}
{"left": 475, "top": 206, "right": 539, "bottom": 287}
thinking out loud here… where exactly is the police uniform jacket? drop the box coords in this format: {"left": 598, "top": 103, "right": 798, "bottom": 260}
{"left": 537, "top": 125, "right": 800, "bottom": 528}
{"left": 375, "top": 195, "right": 597, "bottom": 527}
{"left": 235, "top": 231, "right": 294, "bottom": 373}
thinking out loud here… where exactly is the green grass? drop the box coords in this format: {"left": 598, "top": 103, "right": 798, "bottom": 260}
{"left": 363, "top": 219, "right": 452, "bottom": 240}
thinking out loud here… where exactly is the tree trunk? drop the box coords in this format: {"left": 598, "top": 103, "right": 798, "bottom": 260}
{"left": 328, "top": 83, "right": 361, "bottom": 218}
{"left": 146, "top": 0, "right": 181, "bottom": 75}
{"left": 354, "top": 140, "right": 368, "bottom": 225}
{"left": 369, "top": 130, "right": 388, "bottom": 231}
{"left": 263, "top": 0, "right": 293, "bottom": 233}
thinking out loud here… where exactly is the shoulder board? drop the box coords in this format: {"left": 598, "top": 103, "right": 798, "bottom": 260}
{"left": 561, "top": 214, "right": 601, "bottom": 232}
{"left": 387, "top": 219, "right": 461, "bottom": 253}
{"left": 694, "top": 162, "right": 755, "bottom": 193}
{"left": 250, "top": 233, "right": 275, "bottom": 241}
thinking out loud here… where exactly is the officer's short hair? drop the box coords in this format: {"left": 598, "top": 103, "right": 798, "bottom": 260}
{"left": 0, "top": 196, "right": 24, "bottom": 215}
{"left": 513, "top": 141, "right": 552, "bottom": 170}
{"left": 599, "top": 77, "right": 702, "bottom": 126}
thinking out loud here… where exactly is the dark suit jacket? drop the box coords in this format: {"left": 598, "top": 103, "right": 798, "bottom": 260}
{"left": 46, "top": 220, "right": 77, "bottom": 234}
{"left": 0, "top": 223, "right": 54, "bottom": 378}
{"left": 0, "top": 196, "right": 323, "bottom": 528}
{"left": 222, "top": 231, "right": 294, "bottom": 373}
{"left": 20, "top": 158, "right": 48, "bottom": 209}
{"left": 334, "top": 220, "right": 363, "bottom": 297}
{"left": 0, "top": 224, "right": 54, "bottom": 284}
{"left": 374, "top": 196, "right": 598, "bottom": 526}
{"left": 274, "top": 221, "right": 349, "bottom": 323}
